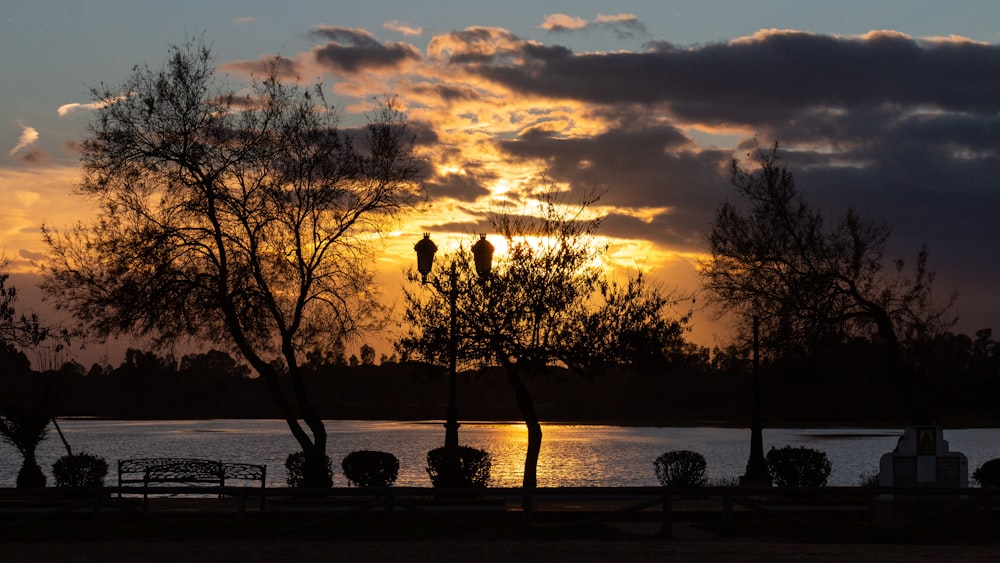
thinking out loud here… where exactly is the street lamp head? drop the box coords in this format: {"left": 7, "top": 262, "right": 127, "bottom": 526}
{"left": 471, "top": 233, "right": 494, "bottom": 279}
{"left": 414, "top": 233, "right": 437, "bottom": 284}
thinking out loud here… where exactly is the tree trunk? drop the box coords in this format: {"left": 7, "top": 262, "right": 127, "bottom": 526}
{"left": 507, "top": 367, "right": 542, "bottom": 489}
{"left": 16, "top": 454, "right": 45, "bottom": 488}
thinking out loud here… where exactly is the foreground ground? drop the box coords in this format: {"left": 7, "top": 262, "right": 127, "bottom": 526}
{"left": 5, "top": 538, "right": 1000, "bottom": 563}
{"left": 4, "top": 490, "right": 1000, "bottom": 562}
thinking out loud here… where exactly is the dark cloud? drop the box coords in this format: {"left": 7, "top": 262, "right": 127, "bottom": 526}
{"left": 15, "top": 149, "right": 52, "bottom": 164}
{"left": 407, "top": 82, "right": 483, "bottom": 104}
{"left": 311, "top": 25, "right": 422, "bottom": 73}
{"left": 219, "top": 56, "right": 301, "bottom": 79}
{"left": 18, "top": 249, "right": 46, "bottom": 262}
{"left": 498, "top": 124, "right": 730, "bottom": 248}
{"left": 402, "top": 27, "right": 1000, "bottom": 335}
{"left": 473, "top": 31, "right": 1000, "bottom": 119}
{"left": 423, "top": 171, "right": 492, "bottom": 202}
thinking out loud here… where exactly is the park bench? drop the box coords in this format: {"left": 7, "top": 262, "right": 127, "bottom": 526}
{"left": 117, "top": 458, "right": 267, "bottom": 510}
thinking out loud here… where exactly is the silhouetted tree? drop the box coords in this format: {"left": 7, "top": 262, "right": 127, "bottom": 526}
{"left": 179, "top": 349, "right": 251, "bottom": 379}
{"left": 0, "top": 404, "right": 48, "bottom": 488}
{"left": 399, "top": 189, "right": 690, "bottom": 488}
{"left": 0, "top": 265, "right": 48, "bottom": 350}
{"left": 701, "top": 143, "right": 956, "bottom": 419}
{"left": 42, "top": 40, "right": 422, "bottom": 486}
{"left": 0, "top": 263, "right": 62, "bottom": 485}
{"left": 359, "top": 344, "right": 376, "bottom": 366}
{"left": 113, "top": 348, "right": 177, "bottom": 379}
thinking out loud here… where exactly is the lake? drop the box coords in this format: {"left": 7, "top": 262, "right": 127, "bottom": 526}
{"left": 3, "top": 420, "right": 999, "bottom": 488}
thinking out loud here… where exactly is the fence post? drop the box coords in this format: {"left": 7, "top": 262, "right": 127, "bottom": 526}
{"left": 661, "top": 490, "right": 673, "bottom": 538}
{"left": 523, "top": 488, "right": 533, "bottom": 530}
{"left": 723, "top": 492, "right": 733, "bottom": 533}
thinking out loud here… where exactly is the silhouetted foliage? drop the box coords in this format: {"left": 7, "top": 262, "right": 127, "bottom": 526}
{"left": 973, "top": 459, "right": 1000, "bottom": 487}
{"left": 399, "top": 189, "right": 690, "bottom": 489}
{"left": 858, "top": 470, "right": 880, "bottom": 488}
{"left": 765, "top": 446, "right": 832, "bottom": 487}
{"left": 52, "top": 452, "right": 109, "bottom": 488}
{"left": 426, "top": 446, "right": 492, "bottom": 488}
{"left": 285, "top": 451, "right": 333, "bottom": 488}
{"left": 653, "top": 450, "right": 707, "bottom": 487}
{"left": 341, "top": 450, "right": 399, "bottom": 487}
{"left": 0, "top": 406, "right": 49, "bottom": 488}
{"left": 180, "top": 349, "right": 251, "bottom": 379}
{"left": 42, "top": 39, "right": 422, "bottom": 486}
{"left": 701, "top": 143, "right": 956, "bottom": 416}
{"left": 359, "top": 344, "right": 376, "bottom": 366}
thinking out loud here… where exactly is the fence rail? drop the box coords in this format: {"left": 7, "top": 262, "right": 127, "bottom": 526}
{"left": 1, "top": 485, "right": 996, "bottom": 539}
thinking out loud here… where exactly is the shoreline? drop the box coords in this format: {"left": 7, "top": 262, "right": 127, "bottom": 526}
{"left": 55, "top": 415, "right": 1000, "bottom": 430}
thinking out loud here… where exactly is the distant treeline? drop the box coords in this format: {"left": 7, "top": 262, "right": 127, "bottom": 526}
{"left": 3, "top": 329, "right": 1000, "bottom": 426}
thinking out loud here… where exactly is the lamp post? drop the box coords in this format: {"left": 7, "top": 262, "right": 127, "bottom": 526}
{"left": 414, "top": 233, "right": 493, "bottom": 450}
{"left": 741, "top": 314, "right": 771, "bottom": 486}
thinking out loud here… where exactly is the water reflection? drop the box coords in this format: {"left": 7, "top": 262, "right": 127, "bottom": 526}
{"left": 3, "top": 420, "right": 1000, "bottom": 489}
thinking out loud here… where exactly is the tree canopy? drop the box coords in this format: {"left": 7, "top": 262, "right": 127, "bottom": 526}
{"left": 42, "top": 40, "right": 423, "bottom": 485}
{"left": 398, "top": 189, "right": 693, "bottom": 487}
{"left": 700, "top": 143, "right": 956, "bottom": 419}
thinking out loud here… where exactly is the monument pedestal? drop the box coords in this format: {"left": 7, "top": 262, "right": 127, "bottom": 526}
{"left": 878, "top": 426, "right": 968, "bottom": 489}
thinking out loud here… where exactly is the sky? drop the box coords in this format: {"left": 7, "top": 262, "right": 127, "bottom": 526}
{"left": 2, "top": 1, "right": 999, "bottom": 365}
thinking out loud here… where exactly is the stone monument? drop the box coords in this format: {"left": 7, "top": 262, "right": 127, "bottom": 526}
{"left": 878, "top": 426, "right": 968, "bottom": 488}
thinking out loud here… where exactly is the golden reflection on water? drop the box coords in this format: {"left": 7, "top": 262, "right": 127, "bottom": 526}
{"left": 465, "top": 423, "right": 619, "bottom": 487}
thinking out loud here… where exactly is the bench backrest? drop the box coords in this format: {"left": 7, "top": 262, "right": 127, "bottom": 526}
{"left": 118, "top": 458, "right": 266, "bottom": 488}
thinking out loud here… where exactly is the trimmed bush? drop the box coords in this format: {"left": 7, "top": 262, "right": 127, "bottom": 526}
{"left": 342, "top": 450, "right": 399, "bottom": 488}
{"left": 765, "top": 446, "right": 832, "bottom": 487}
{"left": 426, "top": 446, "right": 492, "bottom": 488}
{"left": 973, "top": 459, "right": 1000, "bottom": 487}
{"left": 285, "top": 451, "right": 333, "bottom": 488}
{"left": 858, "top": 469, "right": 880, "bottom": 488}
{"left": 653, "top": 450, "right": 707, "bottom": 488}
{"left": 52, "top": 453, "right": 109, "bottom": 488}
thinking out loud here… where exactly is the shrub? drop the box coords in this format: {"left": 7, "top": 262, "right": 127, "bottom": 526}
{"left": 653, "top": 450, "right": 707, "bottom": 488}
{"left": 341, "top": 450, "right": 399, "bottom": 488}
{"left": 426, "top": 446, "right": 492, "bottom": 488}
{"left": 52, "top": 452, "right": 109, "bottom": 488}
{"left": 708, "top": 476, "right": 741, "bottom": 488}
{"left": 858, "top": 469, "right": 880, "bottom": 488}
{"left": 973, "top": 459, "right": 1000, "bottom": 487}
{"left": 285, "top": 451, "right": 333, "bottom": 488}
{"left": 765, "top": 446, "right": 832, "bottom": 487}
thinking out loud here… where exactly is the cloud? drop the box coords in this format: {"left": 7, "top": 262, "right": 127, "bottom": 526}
{"left": 310, "top": 25, "right": 422, "bottom": 73}
{"left": 593, "top": 14, "right": 647, "bottom": 39}
{"left": 9, "top": 124, "right": 38, "bottom": 155}
{"left": 18, "top": 249, "right": 46, "bottom": 262}
{"left": 219, "top": 55, "right": 301, "bottom": 79}
{"left": 242, "top": 25, "right": 1000, "bottom": 339}
{"left": 14, "top": 148, "right": 52, "bottom": 164}
{"left": 58, "top": 95, "right": 130, "bottom": 117}
{"left": 384, "top": 20, "right": 422, "bottom": 36}
{"left": 233, "top": 16, "right": 255, "bottom": 26}
{"left": 541, "top": 13, "right": 647, "bottom": 38}
{"left": 541, "top": 14, "right": 588, "bottom": 32}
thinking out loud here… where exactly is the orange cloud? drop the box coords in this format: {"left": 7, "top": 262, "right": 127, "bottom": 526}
{"left": 541, "top": 14, "right": 588, "bottom": 31}
{"left": 384, "top": 20, "right": 422, "bottom": 36}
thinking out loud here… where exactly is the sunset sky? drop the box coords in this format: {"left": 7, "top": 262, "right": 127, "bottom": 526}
{"left": 2, "top": 1, "right": 999, "bottom": 364}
